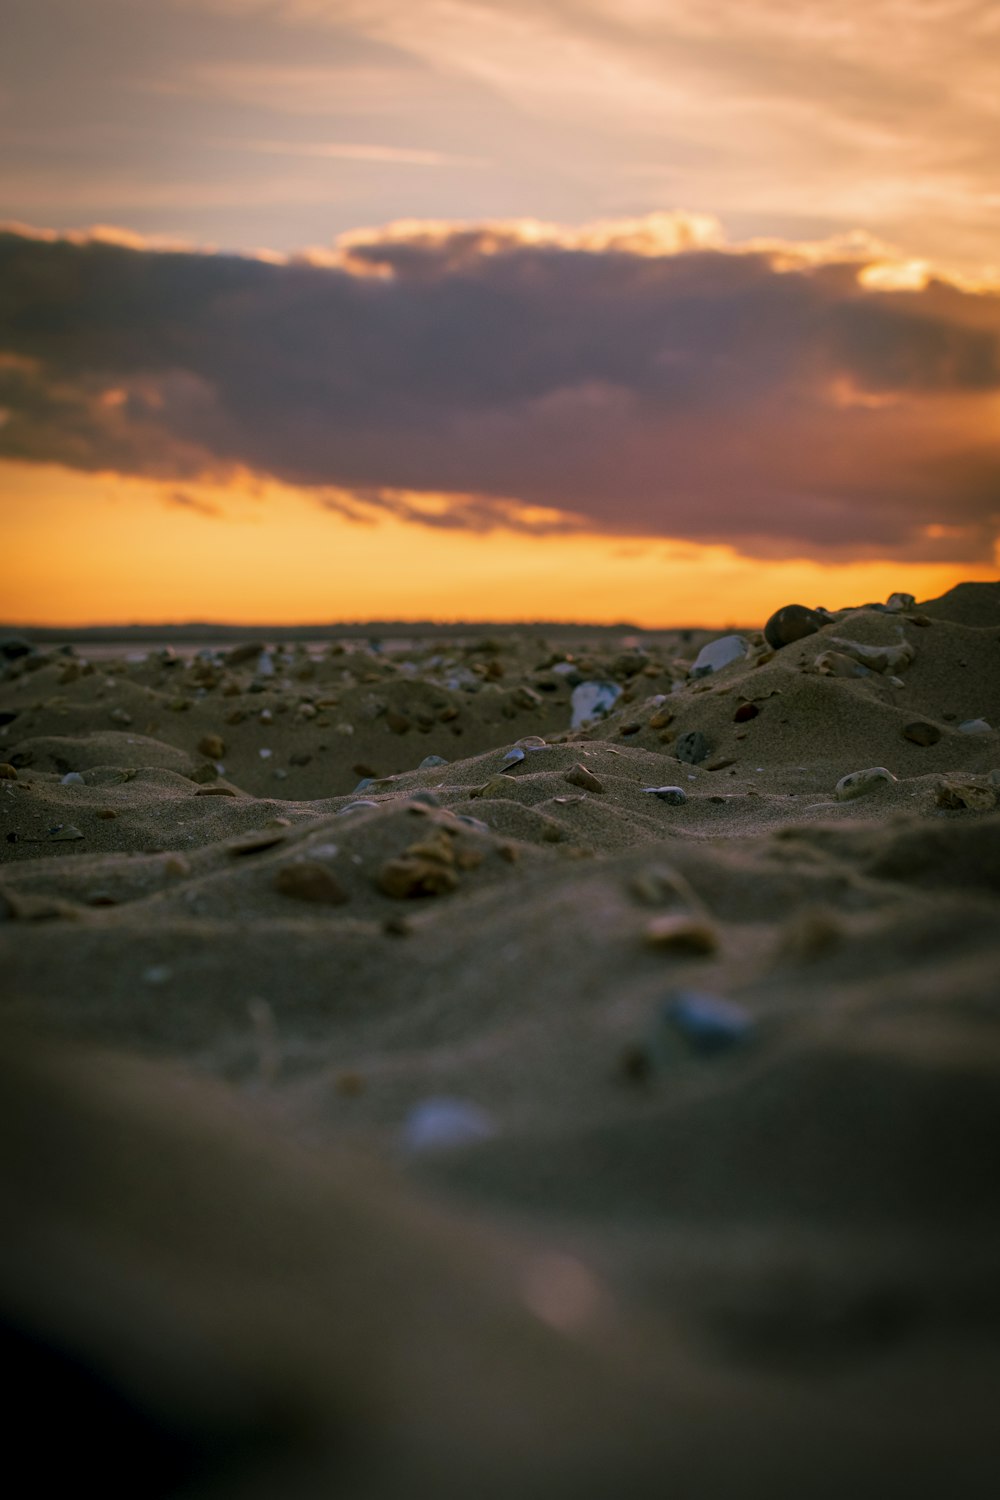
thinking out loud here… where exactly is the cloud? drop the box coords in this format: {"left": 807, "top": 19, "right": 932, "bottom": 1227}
{"left": 164, "top": 488, "right": 223, "bottom": 517}
{"left": 1, "top": 214, "right": 998, "bottom": 561}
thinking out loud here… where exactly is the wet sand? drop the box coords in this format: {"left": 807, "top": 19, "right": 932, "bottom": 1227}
{"left": 2, "top": 582, "right": 999, "bottom": 1497}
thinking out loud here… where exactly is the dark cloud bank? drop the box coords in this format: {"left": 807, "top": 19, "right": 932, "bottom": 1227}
{"left": 1, "top": 223, "right": 998, "bottom": 561}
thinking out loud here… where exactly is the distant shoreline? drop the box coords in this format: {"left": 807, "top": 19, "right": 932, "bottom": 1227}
{"left": 2, "top": 620, "right": 719, "bottom": 646}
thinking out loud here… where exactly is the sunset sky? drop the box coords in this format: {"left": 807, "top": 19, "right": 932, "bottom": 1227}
{"left": 3, "top": 0, "right": 999, "bottom": 626}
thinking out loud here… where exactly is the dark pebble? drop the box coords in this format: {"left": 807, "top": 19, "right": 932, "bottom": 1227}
{"left": 763, "top": 604, "right": 828, "bottom": 650}
{"left": 733, "top": 702, "right": 759, "bottom": 723}
{"left": 675, "top": 730, "right": 710, "bottom": 765}
{"left": 902, "top": 721, "right": 941, "bottom": 746}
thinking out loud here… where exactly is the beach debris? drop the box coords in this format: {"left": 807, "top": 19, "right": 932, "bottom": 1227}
{"left": 674, "top": 730, "right": 711, "bottom": 765}
{"left": 274, "top": 860, "right": 349, "bottom": 904}
{"left": 958, "top": 718, "right": 992, "bottom": 735}
{"left": 48, "top": 824, "right": 84, "bottom": 841}
{"left": 197, "top": 733, "right": 225, "bottom": 759}
{"left": 570, "top": 680, "right": 621, "bottom": 729}
{"left": 824, "top": 638, "right": 915, "bottom": 675}
{"left": 815, "top": 650, "right": 872, "bottom": 678}
{"left": 643, "top": 914, "right": 718, "bottom": 954}
{"left": 690, "top": 634, "right": 749, "bottom": 678}
{"left": 642, "top": 785, "right": 687, "bottom": 805}
{"left": 501, "top": 747, "right": 526, "bottom": 769}
{"left": 377, "top": 830, "right": 461, "bottom": 897}
{"left": 564, "top": 763, "right": 605, "bottom": 793}
{"left": 902, "top": 721, "right": 941, "bottom": 746}
{"left": 227, "top": 828, "right": 288, "bottom": 856}
{"left": 935, "top": 778, "right": 997, "bottom": 811}
{"left": 662, "top": 991, "right": 753, "bottom": 1053}
{"left": 400, "top": 1097, "right": 498, "bottom": 1154}
{"left": 763, "top": 603, "right": 828, "bottom": 649}
{"left": 834, "top": 766, "right": 897, "bottom": 800}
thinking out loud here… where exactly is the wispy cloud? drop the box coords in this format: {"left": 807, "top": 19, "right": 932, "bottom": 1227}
{"left": 227, "top": 138, "right": 484, "bottom": 167}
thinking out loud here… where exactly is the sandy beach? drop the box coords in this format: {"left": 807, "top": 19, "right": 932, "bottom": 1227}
{"left": 2, "top": 581, "right": 999, "bottom": 1497}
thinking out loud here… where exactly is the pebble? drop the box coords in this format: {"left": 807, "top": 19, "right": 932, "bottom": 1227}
{"left": 259, "top": 747, "right": 273, "bottom": 759}
{"left": 935, "top": 779, "right": 997, "bottom": 811}
{"left": 662, "top": 991, "right": 753, "bottom": 1053}
{"left": 902, "top": 721, "right": 940, "bottom": 746}
{"left": 958, "top": 718, "right": 991, "bottom": 734}
{"left": 407, "top": 790, "right": 441, "bottom": 807}
{"left": 642, "top": 786, "right": 687, "bottom": 805}
{"left": 763, "top": 603, "right": 828, "bottom": 649}
{"left": 337, "top": 799, "right": 380, "bottom": 815}
{"left": 563, "top": 763, "right": 605, "bottom": 793}
{"left": 197, "top": 733, "right": 225, "bottom": 758}
{"left": 501, "top": 747, "right": 526, "bottom": 768}
{"left": 60, "top": 771, "right": 85, "bottom": 784}
{"left": 690, "top": 634, "right": 749, "bottom": 678}
{"left": 834, "top": 766, "right": 897, "bottom": 800}
{"left": 400, "top": 1097, "right": 498, "bottom": 1154}
{"left": 826, "top": 637, "right": 914, "bottom": 674}
{"left": 274, "top": 861, "right": 349, "bottom": 904}
{"left": 108, "top": 707, "right": 132, "bottom": 726}
{"left": 226, "top": 828, "right": 288, "bottom": 856}
{"left": 643, "top": 914, "right": 718, "bottom": 954}
{"left": 377, "top": 856, "right": 459, "bottom": 898}
{"left": 195, "top": 785, "right": 237, "bottom": 797}
{"left": 733, "top": 702, "right": 759, "bottom": 722}
{"left": 570, "top": 680, "right": 622, "bottom": 729}
{"left": 48, "top": 824, "right": 84, "bottom": 841}
{"left": 674, "top": 730, "right": 710, "bottom": 765}
{"left": 885, "top": 591, "right": 916, "bottom": 611}
{"left": 814, "top": 650, "right": 871, "bottom": 678}
{"left": 418, "top": 755, "right": 449, "bottom": 769}
{"left": 0, "top": 763, "right": 18, "bottom": 780}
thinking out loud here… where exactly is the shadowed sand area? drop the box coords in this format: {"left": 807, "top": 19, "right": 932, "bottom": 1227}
{"left": 2, "top": 582, "right": 999, "bottom": 1496}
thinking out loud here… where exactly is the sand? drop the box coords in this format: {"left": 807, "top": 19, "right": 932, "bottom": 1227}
{"left": 2, "top": 583, "right": 999, "bottom": 1497}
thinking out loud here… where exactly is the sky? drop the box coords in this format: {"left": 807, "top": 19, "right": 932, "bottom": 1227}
{"left": 2, "top": 0, "right": 999, "bottom": 626}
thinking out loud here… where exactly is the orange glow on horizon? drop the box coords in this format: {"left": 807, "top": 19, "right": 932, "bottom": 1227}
{"left": 4, "top": 461, "right": 997, "bottom": 629}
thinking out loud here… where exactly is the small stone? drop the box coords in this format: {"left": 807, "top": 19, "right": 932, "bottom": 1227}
{"left": 377, "top": 856, "right": 459, "bottom": 898}
{"left": 274, "top": 860, "right": 349, "bottom": 904}
{"left": 902, "top": 721, "right": 940, "bottom": 746}
{"left": 618, "top": 721, "right": 642, "bottom": 736}
{"left": 647, "top": 707, "right": 674, "bottom": 730}
{"left": 418, "top": 754, "right": 449, "bottom": 769}
{"left": 400, "top": 1097, "right": 498, "bottom": 1153}
{"left": 642, "top": 786, "right": 687, "bottom": 805}
{"left": 386, "top": 710, "right": 412, "bottom": 734}
{"left": 226, "top": 828, "right": 288, "bottom": 856}
{"left": 60, "top": 771, "right": 85, "bottom": 784}
{"left": 834, "top": 766, "right": 897, "bottom": 800}
{"left": 0, "top": 763, "right": 18, "bottom": 780}
{"left": 763, "top": 604, "right": 828, "bottom": 650}
{"left": 707, "top": 756, "right": 736, "bottom": 771}
{"left": 48, "top": 824, "right": 84, "bottom": 841}
{"left": 663, "top": 991, "right": 752, "bottom": 1053}
{"left": 570, "top": 680, "right": 621, "bottom": 729}
{"left": 337, "top": 799, "right": 379, "bottom": 815}
{"left": 501, "top": 747, "right": 526, "bottom": 769}
{"left": 958, "top": 718, "right": 991, "bottom": 735}
{"left": 563, "top": 763, "right": 605, "bottom": 793}
{"left": 197, "top": 733, "right": 225, "bottom": 758}
{"left": 108, "top": 707, "right": 132, "bottom": 726}
{"left": 674, "top": 730, "right": 710, "bottom": 765}
{"left": 935, "top": 779, "right": 997, "bottom": 811}
{"left": 885, "top": 591, "right": 916, "bottom": 611}
{"left": 163, "top": 855, "right": 190, "bottom": 877}
{"left": 195, "top": 785, "right": 238, "bottom": 796}
{"left": 643, "top": 914, "right": 718, "bottom": 954}
{"left": 96, "top": 808, "right": 118, "bottom": 818}
{"left": 733, "top": 702, "right": 759, "bottom": 723}
{"left": 690, "top": 634, "right": 749, "bottom": 678}
{"left": 815, "top": 650, "right": 871, "bottom": 678}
